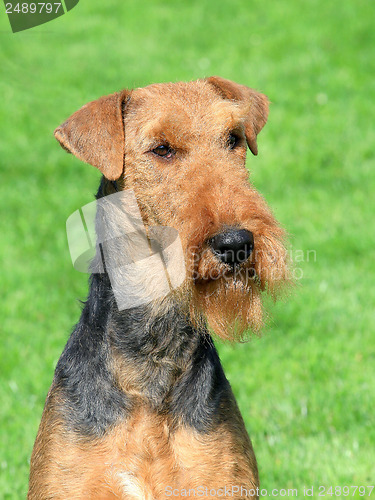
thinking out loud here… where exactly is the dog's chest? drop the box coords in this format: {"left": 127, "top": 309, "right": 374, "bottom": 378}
{"left": 102, "top": 408, "right": 239, "bottom": 499}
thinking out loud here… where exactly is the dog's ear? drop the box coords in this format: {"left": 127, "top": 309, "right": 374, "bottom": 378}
{"left": 206, "top": 76, "right": 269, "bottom": 155}
{"left": 54, "top": 90, "right": 130, "bottom": 180}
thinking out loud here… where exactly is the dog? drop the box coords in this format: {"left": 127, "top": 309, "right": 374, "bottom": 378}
{"left": 28, "top": 77, "right": 288, "bottom": 499}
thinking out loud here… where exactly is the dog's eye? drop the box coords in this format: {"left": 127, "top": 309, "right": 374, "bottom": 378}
{"left": 228, "top": 133, "right": 240, "bottom": 150}
{"left": 152, "top": 145, "right": 174, "bottom": 158}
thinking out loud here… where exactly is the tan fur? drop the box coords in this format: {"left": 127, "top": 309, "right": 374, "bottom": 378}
{"left": 29, "top": 390, "right": 257, "bottom": 499}
{"left": 29, "top": 77, "right": 290, "bottom": 499}
{"left": 119, "top": 79, "right": 289, "bottom": 338}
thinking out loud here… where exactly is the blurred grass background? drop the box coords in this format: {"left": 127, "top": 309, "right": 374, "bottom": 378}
{"left": 1, "top": 0, "right": 374, "bottom": 497}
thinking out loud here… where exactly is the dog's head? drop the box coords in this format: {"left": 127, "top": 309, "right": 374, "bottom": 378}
{"left": 55, "top": 77, "right": 289, "bottom": 339}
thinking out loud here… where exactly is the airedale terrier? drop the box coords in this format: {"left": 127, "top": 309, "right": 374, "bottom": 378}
{"left": 28, "top": 77, "right": 288, "bottom": 499}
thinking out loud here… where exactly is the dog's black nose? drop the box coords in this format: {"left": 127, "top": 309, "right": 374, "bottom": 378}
{"left": 208, "top": 228, "right": 254, "bottom": 266}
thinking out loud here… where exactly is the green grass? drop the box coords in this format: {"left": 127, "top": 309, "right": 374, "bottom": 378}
{"left": 1, "top": 0, "right": 374, "bottom": 497}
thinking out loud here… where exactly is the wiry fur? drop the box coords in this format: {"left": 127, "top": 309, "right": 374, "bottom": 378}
{"left": 29, "top": 77, "right": 289, "bottom": 499}
{"left": 120, "top": 79, "right": 288, "bottom": 339}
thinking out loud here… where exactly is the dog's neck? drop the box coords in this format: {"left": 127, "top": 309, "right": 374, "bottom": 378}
{"left": 92, "top": 271, "right": 204, "bottom": 386}
{"left": 55, "top": 271, "right": 229, "bottom": 436}
{"left": 89, "top": 270, "right": 210, "bottom": 392}
{"left": 84, "top": 270, "right": 203, "bottom": 355}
